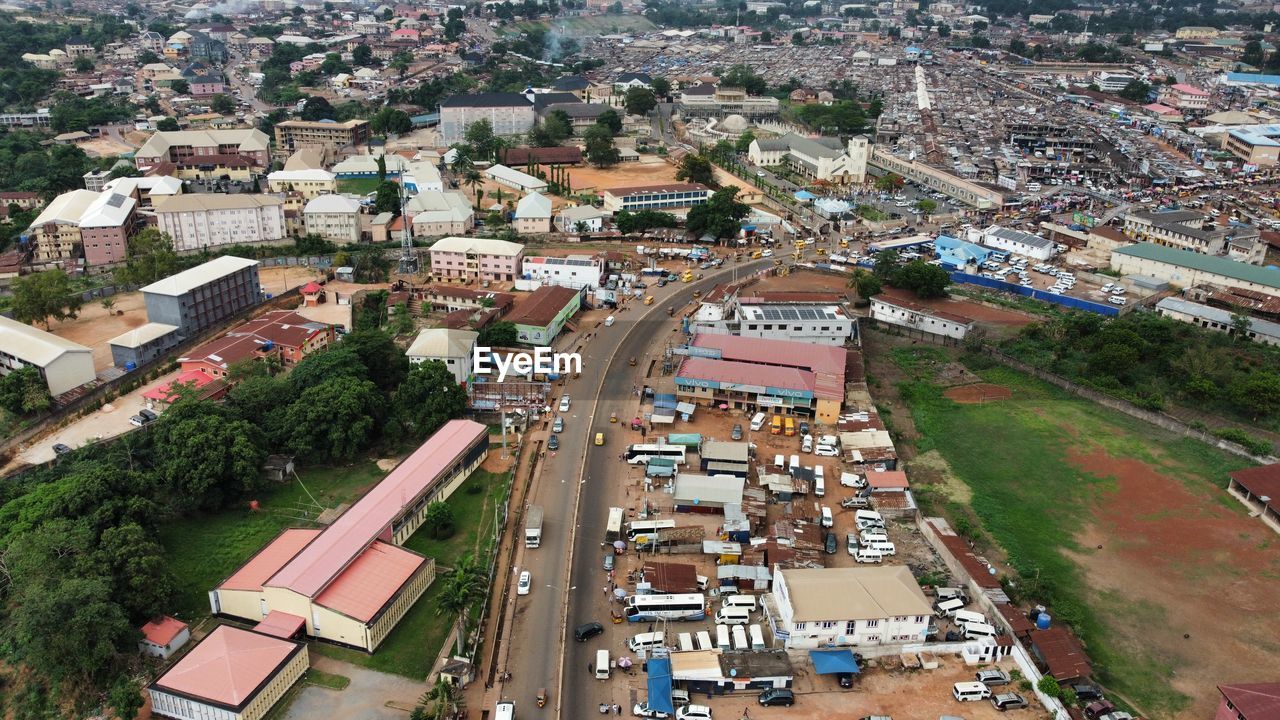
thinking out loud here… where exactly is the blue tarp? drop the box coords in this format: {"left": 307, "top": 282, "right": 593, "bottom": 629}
{"left": 793, "top": 190, "right": 816, "bottom": 201}
{"left": 809, "top": 649, "right": 860, "bottom": 674}
{"left": 654, "top": 393, "right": 679, "bottom": 410}
{"left": 646, "top": 657, "right": 675, "bottom": 713}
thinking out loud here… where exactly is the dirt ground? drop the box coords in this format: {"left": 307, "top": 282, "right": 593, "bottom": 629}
{"left": 77, "top": 137, "right": 136, "bottom": 157}
{"left": 565, "top": 157, "right": 681, "bottom": 194}
{"left": 1064, "top": 448, "right": 1280, "bottom": 719}
{"left": 47, "top": 291, "right": 150, "bottom": 371}
{"left": 746, "top": 268, "right": 854, "bottom": 296}
{"left": 880, "top": 290, "right": 1035, "bottom": 328}
{"left": 943, "top": 383, "right": 1014, "bottom": 404}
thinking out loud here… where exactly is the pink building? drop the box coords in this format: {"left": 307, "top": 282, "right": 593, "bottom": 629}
{"left": 1157, "top": 83, "right": 1210, "bottom": 113}
{"left": 79, "top": 191, "right": 138, "bottom": 266}
{"left": 189, "top": 75, "right": 226, "bottom": 97}
{"left": 428, "top": 236, "right": 524, "bottom": 283}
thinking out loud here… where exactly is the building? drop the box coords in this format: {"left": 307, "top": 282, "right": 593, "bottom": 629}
{"left": 1155, "top": 297, "right": 1280, "bottom": 346}
{"left": 179, "top": 311, "right": 334, "bottom": 377}
{"left": 108, "top": 322, "right": 181, "bottom": 368}
{"left": 870, "top": 295, "right": 975, "bottom": 340}
{"left": 147, "top": 625, "right": 307, "bottom": 720}
{"left": 83, "top": 169, "right": 111, "bottom": 191}
{"left": 439, "top": 93, "right": 536, "bottom": 144}
{"left": 406, "top": 328, "right": 478, "bottom": 383}
{"left": 1094, "top": 72, "right": 1137, "bottom": 93}
{"left": 522, "top": 254, "right": 602, "bottom": 290}
{"left": 209, "top": 421, "right": 488, "bottom": 651}
{"left": 504, "top": 285, "right": 581, "bottom": 345}
{"left": 102, "top": 176, "right": 184, "bottom": 210}
{"left": 674, "top": 333, "right": 846, "bottom": 423}
{"left": 614, "top": 72, "right": 653, "bottom": 90}
{"left": 869, "top": 147, "right": 1004, "bottom": 209}
{"left": 934, "top": 235, "right": 992, "bottom": 270}
{"left": 601, "top": 184, "right": 711, "bottom": 213}
{"left": 1223, "top": 124, "right": 1280, "bottom": 167}
{"left": 403, "top": 161, "right": 443, "bottom": 194}
{"left": 0, "top": 316, "right": 96, "bottom": 396}
{"left": 272, "top": 119, "right": 369, "bottom": 157}
{"left": 748, "top": 135, "right": 869, "bottom": 185}
{"left": 691, "top": 289, "right": 856, "bottom": 346}
{"left": 139, "top": 616, "right": 190, "bottom": 660}
{"left": 26, "top": 189, "right": 138, "bottom": 265}
{"left": 1176, "top": 25, "right": 1219, "bottom": 40}
{"left": 141, "top": 256, "right": 261, "bottom": 338}
{"left": 500, "top": 146, "right": 584, "bottom": 166}
{"left": 1111, "top": 243, "right": 1280, "bottom": 297}
{"left": 332, "top": 153, "right": 410, "bottom": 179}
{"left": 981, "top": 225, "right": 1055, "bottom": 260}
{"left": 1157, "top": 83, "right": 1210, "bottom": 114}
{"left": 557, "top": 205, "right": 604, "bottom": 233}
{"left": 767, "top": 566, "right": 932, "bottom": 649}
{"left": 514, "top": 192, "right": 553, "bottom": 234}
{"left": 133, "top": 129, "right": 270, "bottom": 175}
{"left": 266, "top": 169, "right": 337, "bottom": 199}
{"left": 428, "top": 236, "right": 524, "bottom": 283}
{"left": 485, "top": 164, "right": 548, "bottom": 193}
{"left": 1123, "top": 209, "right": 1264, "bottom": 263}
{"left": 407, "top": 191, "right": 474, "bottom": 237}
{"left": 678, "top": 84, "right": 781, "bottom": 120}
{"left": 303, "top": 194, "right": 363, "bottom": 243}
{"left": 189, "top": 75, "right": 226, "bottom": 96}
{"left": 1216, "top": 683, "right": 1280, "bottom": 720}
{"left": 156, "top": 195, "right": 287, "bottom": 251}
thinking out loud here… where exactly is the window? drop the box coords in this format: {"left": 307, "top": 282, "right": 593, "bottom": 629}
{"left": 865, "top": 619, "right": 878, "bottom": 628}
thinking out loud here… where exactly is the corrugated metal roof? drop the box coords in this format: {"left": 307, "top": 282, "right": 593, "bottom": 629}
{"left": 674, "top": 473, "right": 745, "bottom": 505}
{"left": 779, "top": 566, "right": 931, "bottom": 622}
{"left": 218, "top": 528, "right": 320, "bottom": 592}
{"left": 313, "top": 541, "right": 427, "bottom": 622}
{"left": 1115, "top": 242, "right": 1280, "bottom": 289}
{"left": 0, "top": 315, "right": 93, "bottom": 367}
{"left": 140, "top": 256, "right": 259, "bottom": 297}
{"left": 150, "top": 626, "right": 301, "bottom": 708}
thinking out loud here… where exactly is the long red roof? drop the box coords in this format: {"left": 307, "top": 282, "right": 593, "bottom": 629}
{"left": 151, "top": 626, "right": 302, "bottom": 709}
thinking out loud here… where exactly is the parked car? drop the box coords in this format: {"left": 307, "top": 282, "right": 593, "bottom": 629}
{"left": 757, "top": 688, "right": 795, "bottom": 707}
{"left": 139, "top": 408, "right": 159, "bottom": 422}
{"left": 553, "top": 416, "right": 564, "bottom": 433}
{"left": 574, "top": 622, "right": 604, "bottom": 642}
{"left": 517, "top": 570, "right": 532, "bottom": 595}
{"left": 976, "top": 669, "right": 1011, "bottom": 686}
{"left": 1084, "top": 702, "right": 1117, "bottom": 720}
{"left": 990, "top": 693, "right": 1029, "bottom": 711}
{"left": 841, "top": 496, "right": 870, "bottom": 509}
{"left": 846, "top": 533, "right": 858, "bottom": 555}
{"left": 129, "top": 415, "right": 147, "bottom": 427}
{"left": 603, "top": 553, "right": 614, "bottom": 571}
{"left": 824, "top": 532, "right": 838, "bottom": 554}
{"left": 731, "top": 424, "right": 743, "bottom": 440}
{"left": 632, "top": 703, "right": 671, "bottom": 718}
{"left": 837, "top": 672, "right": 854, "bottom": 688}
{"left": 559, "top": 395, "right": 571, "bottom": 412}
{"left": 52, "top": 443, "right": 72, "bottom": 455}
{"left": 548, "top": 434, "right": 560, "bottom": 450}
{"left": 815, "top": 444, "right": 839, "bottom": 457}
{"left": 676, "top": 705, "right": 712, "bottom": 720}
{"left": 1071, "top": 683, "right": 1103, "bottom": 702}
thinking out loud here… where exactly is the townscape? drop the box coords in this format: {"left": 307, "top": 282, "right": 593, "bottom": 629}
{"left": 5, "top": 0, "right": 1280, "bottom": 720}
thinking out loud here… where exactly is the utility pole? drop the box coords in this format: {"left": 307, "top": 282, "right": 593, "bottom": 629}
{"left": 398, "top": 174, "right": 418, "bottom": 274}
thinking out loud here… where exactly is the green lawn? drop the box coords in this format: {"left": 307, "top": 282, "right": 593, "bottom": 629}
{"left": 336, "top": 177, "right": 383, "bottom": 196}
{"left": 304, "top": 669, "right": 351, "bottom": 690}
{"left": 403, "top": 469, "right": 512, "bottom": 565}
{"left": 896, "top": 354, "right": 1252, "bottom": 716}
{"left": 160, "top": 462, "right": 388, "bottom": 618}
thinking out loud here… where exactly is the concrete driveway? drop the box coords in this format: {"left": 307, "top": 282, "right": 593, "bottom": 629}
{"left": 285, "top": 657, "right": 425, "bottom": 720}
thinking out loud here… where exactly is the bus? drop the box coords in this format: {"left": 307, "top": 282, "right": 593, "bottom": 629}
{"left": 625, "top": 594, "right": 706, "bottom": 622}
{"left": 494, "top": 701, "right": 515, "bottom": 720}
{"left": 605, "top": 507, "right": 625, "bottom": 543}
{"left": 626, "top": 519, "right": 676, "bottom": 541}
{"left": 625, "top": 444, "right": 687, "bottom": 465}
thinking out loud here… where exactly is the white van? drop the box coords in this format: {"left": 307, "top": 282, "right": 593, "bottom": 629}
{"left": 595, "top": 649, "right": 611, "bottom": 679}
{"left": 696, "top": 630, "right": 713, "bottom": 650}
{"left": 748, "top": 624, "right": 766, "bottom": 650}
{"left": 774, "top": 454, "right": 785, "bottom": 469}
{"left": 934, "top": 597, "right": 965, "bottom": 617}
{"left": 628, "top": 631, "right": 665, "bottom": 653}
{"left": 820, "top": 506, "right": 834, "bottom": 528}
{"left": 723, "top": 595, "right": 758, "bottom": 612}
{"left": 715, "top": 624, "right": 731, "bottom": 650}
{"left": 789, "top": 454, "right": 800, "bottom": 471}
{"left": 750, "top": 412, "right": 766, "bottom": 431}
{"left": 953, "top": 610, "right": 986, "bottom": 627}
{"left": 801, "top": 434, "right": 813, "bottom": 453}
{"left": 714, "top": 606, "right": 751, "bottom": 625}
{"left": 604, "top": 315, "right": 616, "bottom": 327}
{"left": 859, "top": 528, "right": 889, "bottom": 544}
{"left": 953, "top": 681, "right": 992, "bottom": 702}
{"left": 936, "top": 587, "right": 968, "bottom": 603}
{"left": 495, "top": 701, "right": 516, "bottom": 720}
{"left": 814, "top": 473, "right": 825, "bottom": 497}
{"left": 677, "top": 633, "right": 694, "bottom": 652}
{"left": 963, "top": 621, "right": 998, "bottom": 640}
{"left": 864, "top": 540, "right": 896, "bottom": 555}
{"left": 854, "top": 547, "right": 884, "bottom": 564}
{"left": 732, "top": 624, "right": 749, "bottom": 650}
{"left": 854, "top": 509, "right": 883, "bottom": 525}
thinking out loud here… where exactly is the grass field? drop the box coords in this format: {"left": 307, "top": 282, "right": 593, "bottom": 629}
{"left": 893, "top": 349, "right": 1255, "bottom": 716}
{"left": 510, "top": 14, "right": 656, "bottom": 36}
{"left": 160, "top": 462, "right": 387, "bottom": 618}
{"left": 336, "top": 177, "right": 382, "bottom": 195}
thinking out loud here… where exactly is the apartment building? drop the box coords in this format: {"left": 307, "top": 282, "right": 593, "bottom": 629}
{"left": 26, "top": 189, "right": 138, "bottom": 265}
{"left": 266, "top": 169, "right": 337, "bottom": 199}
{"left": 768, "top": 566, "right": 932, "bottom": 649}
{"left": 407, "top": 190, "right": 474, "bottom": 237}
{"left": 428, "top": 236, "right": 524, "bottom": 283}
{"left": 439, "top": 93, "right": 536, "bottom": 144}
{"left": 141, "top": 256, "right": 262, "bottom": 338}
{"left": 677, "top": 84, "right": 781, "bottom": 120}
{"left": 25, "top": 189, "right": 97, "bottom": 264}
{"left": 156, "top": 195, "right": 287, "bottom": 252}
{"left": 1156, "top": 83, "right": 1210, "bottom": 114}
{"left": 514, "top": 192, "right": 553, "bottom": 234}
{"left": 133, "top": 128, "right": 270, "bottom": 174}
{"left": 601, "top": 184, "right": 711, "bottom": 213}
{"left": 303, "top": 194, "right": 362, "bottom": 243}
{"left": 272, "top": 119, "right": 370, "bottom": 157}
{"left": 1222, "top": 124, "right": 1280, "bottom": 167}
{"left": 1123, "top": 209, "right": 1265, "bottom": 264}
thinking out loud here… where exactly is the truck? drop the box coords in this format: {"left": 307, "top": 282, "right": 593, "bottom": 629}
{"left": 524, "top": 505, "right": 544, "bottom": 548}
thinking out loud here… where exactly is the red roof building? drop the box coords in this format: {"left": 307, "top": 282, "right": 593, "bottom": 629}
{"left": 138, "top": 616, "right": 191, "bottom": 659}
{"left": 142, "top": 369, "right": 228, "bottom": 407}
{"left": 148, "top": 626, "right": 308, "bottom": 719}
{"left": 300, "top": 281, "right": 324, "bottom": 307}
{"left": 1228, "top": 464, "right": 1280, "bottom": 533}
{"left": 1217, "top": 683, "right": 1280, "bottom": 720}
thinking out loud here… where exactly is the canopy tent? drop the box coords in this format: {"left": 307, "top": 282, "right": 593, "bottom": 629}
{"left": 809, "top": 649, "right": 861, "bottom": 675}
{"left": 645, "top": 657, "right": 675, "bottom": 714}
{"left": 654, "top": 393, "right": 679, "bottom": 410}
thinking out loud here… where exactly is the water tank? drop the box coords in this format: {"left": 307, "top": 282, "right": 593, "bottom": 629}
{"left": 124, "top": 361, "right": 137, "bottom": 372}
{"left": 1035, "top": 613, "right": 1052, "bottom": 630}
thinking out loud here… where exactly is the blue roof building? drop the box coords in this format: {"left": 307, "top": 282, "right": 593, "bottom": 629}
{"left": 935, "top": 235, "right": 991, "bottom": 269}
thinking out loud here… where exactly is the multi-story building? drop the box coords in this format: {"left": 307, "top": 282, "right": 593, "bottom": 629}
{"left": 78, "top": 192, "right": 139, "bottom": 266}
{"left": 521, "top": 254, "right": 603, "bottom": 290}
{"left": 1123, "top": 210, "right": 1264, "bottom": 264}
{"left": 1156, "top": 297, "right": 1280, "bottom": 346}
{"left": 272, "top": 119, "right": 370, "bottom": 157}
{"left": 133, "top": 129, "right": 270, "bottom": 175}
{"left": 869, "top": 146, "right": 1004, "bottom": 209}
{"left": 601, "top": 184, "right": 711, "bottom": 213}
{"left": 514, "top": 192, "right": 552, "bottom": 234}
{"left": 557, "top": 205, "right": 604, "bottom": 233}
{"left": 101, "top": 176, "right": 183, "bottom": 210}
{"left": 140, "top": 256, "right": 261, "bottom": 339}
{"left": 1222, "top": 124, "right": 1280, "bottom": 167}
{"left": 428, "top": 236, "right": 524, "bottom": 283}
{"left": 188, "top": 75, "right": 226, "bottom": 97}
{"left": 407, "top": 191, "right": 474, "bottom": 237}
{"left": 1157, "top": 83, "right": 1210, "bottom": 114}
{"left": 0, "top": 315, "right": 96, "bottom": 396}
{"left": 691, "top": 289, "right": 857, "bottom": 345}
{"left": 749, "top": 134, "right": 869, "bottom": 184}
{"left": 1094, "top": 72, "right": 1137, "bottom": 93}
{"left": 266, "top": 169, "right": 337, "bottom": 199}
{"left": 981, "top": 225, "right": 1056, "bottom": 261}
{"left": 870, "top": 294, "right": 975, "bottom": 341}
{"left": 303, "top": 194, "right": 362, "bottom": 244}
{"left": 25, "top": 189, "right": 98, "bottom": 264}
{"left": 677, "top": 84, "right": 780, "bottom": 120}
{"left": 504, "top": 285, "right": 582, "bottom": 346}
{"left": 1111, "top": 243, "right": 1280, "bottom": 297}
{"left": 156, "top": 195, "right": 287, "bottom": 252}
{"left": 406, "top": 328, "right": 478, "bottom": 383}
{"left": 767, "top": 566, "right": 932, "bottom": 649}
{"left": 439, "top": 93, "right": 536, "bottom": 144}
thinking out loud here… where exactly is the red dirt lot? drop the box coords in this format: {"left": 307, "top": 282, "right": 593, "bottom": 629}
{"left": 1065, "top": 448, "right": 1280, "bottom": 719}
{"left": 943, "top": 383, "right": 1013, "bottom": 404}
{"left": 883, "top": 291, "right": 1036, "bottom": 327}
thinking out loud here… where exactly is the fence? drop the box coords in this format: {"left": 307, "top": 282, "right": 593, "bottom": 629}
{"left": 949, "top": 271, "right": 1120, "bottom": 316}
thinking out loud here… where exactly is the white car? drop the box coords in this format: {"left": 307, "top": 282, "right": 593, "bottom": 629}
{"left": 815, "top": 444, "right": 839, "bottom": 458}
{"left": 517, "top": 570, "right": 532, "bottom": 596}
{"left": 676, "top": 706, "right": 713, "bottom": 720}
{"left": 762, "top": 249, "right": 773, "bottom": 257}
{"left": 1108, "top": 296, "right": 1126, "bottom": 306}
{"left": 559, "top": 395, "right": 571, "bottom": 412}
{"left": 632, "top": 703, "right": 671, "bottom": 719}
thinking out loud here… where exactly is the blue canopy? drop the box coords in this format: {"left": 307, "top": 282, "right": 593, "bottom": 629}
{"left": 653, "top": 393, "right": 679, "bottom": 410}
{"left": 645, "top": 657, "right": 675, "bottom": 713}
{"left": 809, "top": 649, "right": 860, "bottom": 674}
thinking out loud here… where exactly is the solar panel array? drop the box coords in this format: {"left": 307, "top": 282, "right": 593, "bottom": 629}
{"left": 743, "top": 305, "right": 839, "bottom": 321}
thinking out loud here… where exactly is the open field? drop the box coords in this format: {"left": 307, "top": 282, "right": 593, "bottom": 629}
{"left": 47, "top": 290, "right": 149, "bottom": 371}
{"left": 512, "top": 14, "right": 656, "bottom": 35}
{"left": 337, "top": 177, "right": 383, "bottom": 195}
{"left": 891, "top": 347, "right": 1275, "bottom": 718}
{"left": 564, "top": 156, "right": 679, "bottom": 194}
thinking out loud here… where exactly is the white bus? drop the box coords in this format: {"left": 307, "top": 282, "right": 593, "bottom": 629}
{"left": 495, "top": 701, "right": 515, "bottom": 720}
{"left": 624, "top": 593, "right": 706, "bottom": 622}
{"left": 605, "top": 507, "right": 625, "bottom": 542}
{"left": 625, "top": 444, "right": 687, "bottom": 465}
{"left": 626, "top": 519, "right": 676, "bottom": 541}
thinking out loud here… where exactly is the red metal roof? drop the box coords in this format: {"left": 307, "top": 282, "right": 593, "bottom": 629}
{"left": 868, "top": 470, "right": 909, "bottom": 489}
{"left": 1229, "top": 465, "right": 1280, "bottom": 515}
{"left": 232, "top": 310, "right": 329, "bottom": 348}
{"left": 143, "top": 369, "right": 224, "bottom": 402}
{"left": 140, "top": 616, "right": 188, "bottom": 646}
{"left": 927, "top": 519, "right": 1002, "bottom": 590}
{"left": 1218, "top": 683, "right": 1280, "bottom": 719}
{"left": 504, "top": 285, "right": 580, "bottom": 327}
{"left": 1029, "top": 627, "right": 1093, "bottom": 681}
{"left": 266, "top": 420, "right": 486, "bottom": 599}
{"left": 218, "top": 528, "right": 321, "bottom": 592}
{"left": 151, "top": 626, "right": 302, "bottom": 708}
{"left": 179, "top": 333, "right": 273, "bottom": 369}
{"left": 314, "top": 541, "right": 427, "bottom": 622}
{"left": 691, "top": 333, "right": 846, "bottom": 377}
{"left": 678, "top": 356, "right": 817, "bottom": 397}
{"left": 254, "top": 611, "right": 306, "bottom": 639}
{"left": 301, "top": 281, "right": 323, "bottom": 294}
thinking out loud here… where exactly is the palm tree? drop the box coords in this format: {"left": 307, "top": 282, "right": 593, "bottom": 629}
{"left": 419, "top": 678, "right": 458, "bottom": 720}
{"left": 464, "top": 169, "right": 483, "bottom": 209}
{"left": 435, "top": 554, "right": 486, "bottom": 656}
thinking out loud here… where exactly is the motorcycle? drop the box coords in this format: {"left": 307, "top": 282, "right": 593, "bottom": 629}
{"left": 537, "top": 688, "right": 547, "bottom": 708}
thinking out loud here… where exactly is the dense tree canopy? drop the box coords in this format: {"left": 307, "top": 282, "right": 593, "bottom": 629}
{"left": 685, "top": 186, "right": 749, "bottom": 240}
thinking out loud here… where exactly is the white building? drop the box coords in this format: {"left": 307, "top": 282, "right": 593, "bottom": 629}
{"left": 557, "top": 205, "right": 604, "bottom": 233}
{"left": 980, "top": 225, "right": 1054, "bottom": 260}
{"left": 870, "top": 295, "right": 974, "bottom": 340}
{"left": 514, "top": 191, "right": 553, "bottom": 234}
{"left": 748, "top": 134, "right": 869, "bottom": 184}
{"left": 406, "top": 328, "right": 478, "bottom": 383}
{"left": 407, "top": 190, "right": 474, "bottom": 237}
{"left": 303, "top": 194, "right": 362, "bottom": 243}
{"left": 768, "top": 566, "right": 932, "bottom": 649}
{"left": 0, "top": 315, "right": 97, "bottom": 396}
{"left": 485, "top": 164, "right": 548, "bottom": 193}
{"left": 155, "top": 194, "right": 287, "bottom": 251}
{"left": 690, "top": 292, "right": 857, "bottom": 345}
{"left": 404, "top": 160, "right": 443, "bottom": 194}
{"left": 521, "top": 254, "right": 603, "bottom": 290}
{"left": 138, "top": 616, "right": 190, "bottom": 660}
{"left": 1095, "top": 72, "right": 1137, "bottom": 93}
{"left": 266, "top": 168, "right": 337, "bottom": 199}
{"left": 1156, "top": 296, "right": 1280, "bottom": 346}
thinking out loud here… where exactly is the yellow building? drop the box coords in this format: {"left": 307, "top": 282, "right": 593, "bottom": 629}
{"left": 266, "top": 168, "right": 338, "bottom": 199}
{"left": 273, "top": 119, "right": 370, "bottom": 157}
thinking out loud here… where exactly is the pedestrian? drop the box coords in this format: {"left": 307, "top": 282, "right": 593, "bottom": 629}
{"left": 603, "top": 585, "right": 609, "bottom": 596}
{"left": 615, "top": 704, "right": 621, "bottom": 715}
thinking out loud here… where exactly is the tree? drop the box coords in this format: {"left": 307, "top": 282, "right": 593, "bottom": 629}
{"left": 914, "top": 198, "right": 937, "bottom": 214}
{"left": 0, "top": 366, "right": 52, "bottom": 415}
{"left": 872, "top": 249, "right": 900, "bottom": 280}
{"left": 138, "top": 49, "right": 159, "bottom": 64}
{"left": 874, "top": 173, "right": 904, "bottom": 192}
{"left": 394, "top": 361, "right": 467, "bottom": 440}
{"left": 73, "top": 56, "right": 94, "bottom": 72}
{"left": 675, "top": 153, "right": 715, "bottom": 186}
{"left": 685, "top": 186, "right": 749, "bottom": 241}
{"left": 614, "top": 210, "right": 678, "bottom": 234}
{"left": 444, "top": 6, "right": 467, "bottom": 41}
{"left": 371, "top": 106, "right": 412, "bottom": 135}
{"left": 114, "top": 228, "right": 180, "bottom": 287}
{"left": 209, "top": 93, "right": 236, "bottom": 114}
{"left": 477, "top": 321, "right": 518, "bottom": 346}
{"left": 596, "top": 108, "right": 622, "bottom": 135}
{"left": 624, "top": 87, "right": 657, "bottom": 116}
{"left": 1243, "top": 39, "right": 1265, "bottom": 68}
{"left": 849, "top": 269, "right": 881, "bottom": 302}
{"left": 156, "top": 116, "right": 180, "bottom": 131}
{"left": 353, "top": 44, "right": 373, "bottom": 66}
{"left": 583, "top": 123, "right": 620, "bottom": 167}
{"left": 96, "top": 522, "right": 175, "bottom": 619}
{"left": 1229, "top": 370, "right": 1280, "bottom": 418}
{"left": 889, "top": 260, "right": 951, "bottom": 298}
{"left": 936, "top": 22, "right": 950, "bottom": 37}
{"left": 542, "top": 109, "right": 572, "bottom": 142}
{"left": 651, "top": 76, "right": 671, "bottom": 97}
{"left": 107, "top": 675, "right": 145, "bottom": 720}
{"left": 225, "top": 375, "right": 293, "bottom": 446}
{"left": 319, "top": 52, "right": 350, "bottom": 76}
{"left": 1118, "top": 79, "right": 1152, "bottom": 102}
{"left": 423, "top": 500, "right": 455, "bottom": 539}
{"left": 11, "top": 269, "right": 83, "bottom": 329}
{"left": 1037, "top": 675, "right": 1063, "bottom": 700}
{"left": 720, "top": 64, "right": 767, "bottom": 95}
{"left": 288, "top": 347, "right": 367, "bottom": 394}
{"left": 9, "top": 574, "right": 132, "bottom": 681}
{"left": 285, "top": 375, "right": 383, "bottom": 461}
{"left": 464, "top": 118, "right": 499, "bottom": 161}
{"left": 171, "top": 79, "right": 189, "bottom": 95}
{"left": 735, "top": 130, "right": 755, "bottom": 153}
{"left": 342, "top": 328, "right": 411, "bottom": 391}
{"left": 300, "top": 95, "right": 335, "bottom": 121}
{"left": 149, "top": 401, "right": 267, "bottom": 512}
{"left": 375, "top": 180, "right": 402, "bottom": 215}
{"left": 436, "top": 554, "right": 486, "bottom": 655}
